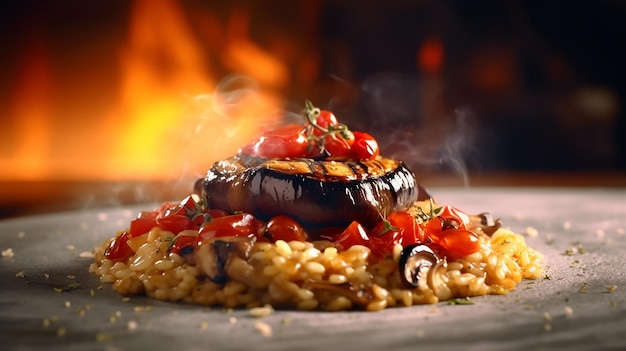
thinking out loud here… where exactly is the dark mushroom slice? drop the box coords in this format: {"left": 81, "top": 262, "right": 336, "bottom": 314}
{"left": 194, "top": 236, "right": 255, "bottom": 284}
{"left": 305, "top": 281, "right": 373, "bottom": 307}
{"left": 398, "top": 244, "right": 439, "bottom": 288}
{"left": 468, "top": 212, "right": 502, "bottom": 236}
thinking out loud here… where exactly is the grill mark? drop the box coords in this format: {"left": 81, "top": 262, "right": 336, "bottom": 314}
{"left": 346, "top": 161, "right": 366, "bottom": 180}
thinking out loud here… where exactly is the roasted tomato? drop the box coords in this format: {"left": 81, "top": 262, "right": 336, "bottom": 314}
{"left": 168, "top": 234, "right": 198, "bottom": 255}
{"left": 423, "top": 206, "right": 480, "bottom": 259}
{"left": 311, "top": 109, "right": 339, "bottom": 137}
{"left": 351, "top": 131, "right": 379, "bottom": 160}
{"left": 198, "top": 213, "right": 263, "bottom": 242}
{"left": 264, "top": 215, "right": 308, "bottom": 242}
{"left": 333, "top": 221, "right": 370, "bottom": 250}
{"left": 370, "top": 212, "right": 423, "bottom": 257}
{"left": 439, "top": 229, "right": 479, "bottom": 259}
{"left": 155, "top": 195, "right": 205, "bottom": 234}
{"left": 128, "top": 211, "right": 158, "bottom": 237}
{"left": 323, "top": 132, "right": 355, "bottom": 159}
{"left": 104, "top": 231, "right": 134, "bottom": 262}
{"left": 240, "top": 125, "right": 309, "bottom": 159}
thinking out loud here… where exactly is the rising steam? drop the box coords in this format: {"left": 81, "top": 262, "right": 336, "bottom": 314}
{"left": 359, "top": 72, "right": 477, "bottom": 186}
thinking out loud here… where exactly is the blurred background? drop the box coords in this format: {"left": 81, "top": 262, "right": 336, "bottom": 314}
{"left": 1, "top": 0, "right": 625, "bottom": 218}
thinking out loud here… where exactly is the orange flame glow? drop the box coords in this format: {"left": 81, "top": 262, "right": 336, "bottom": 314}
{"left": 1, "top": 0, "right": 286, "bottom": 181}
{"left": 1, "top": 39, "right": 54, "bottom": 180}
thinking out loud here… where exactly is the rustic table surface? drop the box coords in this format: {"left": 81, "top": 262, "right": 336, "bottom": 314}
{"left": 1, "top": 187, "right": 625, "bottom": 351}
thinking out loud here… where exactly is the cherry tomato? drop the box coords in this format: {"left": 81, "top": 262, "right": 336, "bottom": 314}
{"left": 104, "top": 231, "right": 134, "bottom": 262}
{"left": 423, "top": 211, "right": 480, "bottom": 258}
{"left": 324, "top": 132, "right": 355, "bottom": 159}
{"left": 351, "top": 131, "right": 379, "bottom": 160}
{"left": 311, "top": 110, "right": 339, "bottom": 136}
{"left": 168, "top": 234, "right": 198, "bottom": 255}
{"left": 263, "top": 215, "right": 308, "bottom": 242}
{"left": 424, "top": 216, "right": 459, "bottom": 242}
{"left": 440, "top": 229, "right": 480, "bottom": 259}
{"left": 370, "top": 212, "right": 423, "bottom": 257}
{"left": 437, "top": 205, "right": 471, "bottom": 228}
{"left": 198, "top": 213, "right": 263, "bottom": 242}
{"left": 205, "top": 209, "right": 229, "bottom": 220}
{"left": 156, "top": 195, "right": 205, "bottom": 233}
{"left": 240, "top": 125, "right": 309, "bottom": 159}
{"left": 128, "top": 210, "right": 158, "bottom": 237}
{"left": 333, "top": 221, "right": 370, "bottom": 250}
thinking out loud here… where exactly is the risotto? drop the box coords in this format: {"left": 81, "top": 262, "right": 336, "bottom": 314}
{"left": 90, "top": 101, "right": 543, "bottom": 311}
{"left": 89, "top": 199, "right": 543, "bottom": 311}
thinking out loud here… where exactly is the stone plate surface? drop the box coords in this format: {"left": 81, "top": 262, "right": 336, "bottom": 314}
{"left": 1, "top": 187, "right": 625, "bottom": 351}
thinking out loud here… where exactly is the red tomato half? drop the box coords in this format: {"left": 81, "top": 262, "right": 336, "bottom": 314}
{"left": 370, "top": 212, "right": 423, "bottom": 257}
{"left": 264, "top": 215, "right": 308, "bottom": 242}
{"left": 333, "top": 221, "right": 370, "bottom": 250}
{"left": 104, "top": 231, "right": 134, "bottom": 262}
{"left": 128, "top": 211, "right": 158, "bottom": 237}
{"left": 440, "top": 229, "right": 480, "bottom": 259}
{"left": 198, "top": 213, "right": 263, "bottom": 242}
{"left": 240, "top": 125, "right": 309, "bottom": 159}
{"left": 351, "top": 131, "right": 379, "bottom": 160}
{"left": 168, "top": 234, "right": 198, "bottom": 255}
{"left": 323, "top": 132, "right": 355, "bottom": 159}
{"left": 156, "top": 195, "right": 205, "bottom": 233}
{"left": 422, "top": 208, "right": 480, "bottom": 259}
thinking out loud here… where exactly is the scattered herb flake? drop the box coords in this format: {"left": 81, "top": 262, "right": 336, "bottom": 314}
{"left": 580, "top": 282, "right": 589, "bottom": 293}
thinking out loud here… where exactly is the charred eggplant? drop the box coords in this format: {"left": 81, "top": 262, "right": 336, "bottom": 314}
{"left": 196, "top": 154, "right": 425, "bottom": 231}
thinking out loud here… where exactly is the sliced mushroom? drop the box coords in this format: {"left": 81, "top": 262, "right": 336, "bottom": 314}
{"left": 398, "top": 244, "right": 439, "bottom": 289}
{"left": 306, "top": 281, "right": 373, "bottom": 307}
{"left": 194, "top": 236, "right": 255, "bottom": 284}
{"left": 468, "top": 212, "right": 502, "bottom": 236}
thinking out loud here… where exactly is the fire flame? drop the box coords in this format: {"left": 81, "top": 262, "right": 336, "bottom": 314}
{"left": 2, "top": 0, "right": 285, "bottom": 181}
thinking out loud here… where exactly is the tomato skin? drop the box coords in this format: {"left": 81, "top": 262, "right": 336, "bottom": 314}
{"left": 198, "top": 213, "right": 263, "bottom": 242}
{"left": 332, "top": 221, "right": 370, "bottom": 250}
{"left": 264, "top": 215, "right": 308, "bottom": 242}
{"left": 168, "top": 234, "right": 198, "bottom": 255}
{"left": 311, "top": 110, "right": 339, "bottom": 136}
{"left": 351, "top": 131, "right": 379, "bottom": 160}
{"left": 104, "top": 231, "right": 134, "bottom": 262}
{"left": 156, "top": 207, "right": 191, "bottom": 234}
{"left": 440, "top": 229, "right": 479, "bottom": 259}
{"left": 155, "top": 195, "right": 207, "bottom": 233}
{"left": 370, "top": 212, "right": 423, "bottom": 257}
{"left": 205, "top": 209, "right": 229, "bottom": 220}
{"left": 128, "top": 211, "right": 158, "bottom": 237}
{"left": 324, "top": 133, "right": 355, "bottom": 159}
{"left": 423, "top": 207, "right": 480, "bottom": 259}
{"left": 240, "top": 125, "right": 309, "bottom": 159}
{"left": 437, "top": 206, "right": 471, "bottom": 228}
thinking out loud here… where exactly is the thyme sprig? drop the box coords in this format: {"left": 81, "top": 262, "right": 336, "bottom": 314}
{"left": 414, "top": 198, "right": 442, "bottom": 224}
{"left": 303, "top": 100, "right": 354, "bottom": 153}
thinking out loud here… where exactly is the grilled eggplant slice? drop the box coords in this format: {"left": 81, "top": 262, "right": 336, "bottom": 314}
{"left": 196, "top": 154, "right": 427, "bottom": 232}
